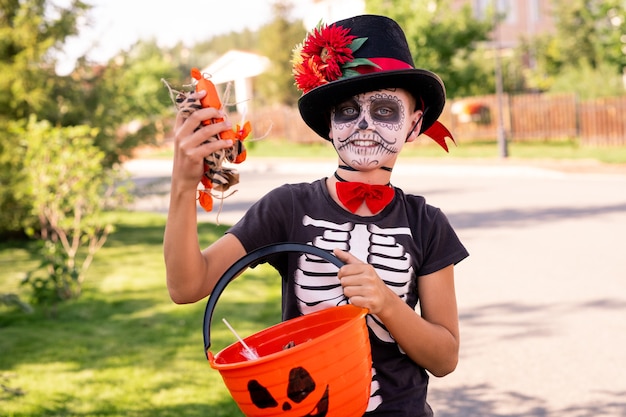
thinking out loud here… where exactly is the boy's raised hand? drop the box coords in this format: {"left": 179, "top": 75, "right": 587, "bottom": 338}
{"left": 172, "top": 90, "right": 234, "bottom": 191}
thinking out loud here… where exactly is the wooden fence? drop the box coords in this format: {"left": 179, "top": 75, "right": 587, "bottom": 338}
{"left": 245, "top": 93, "right": 626, "bottom": 146}
{"left": 445, "top": 94, "right": 626, "bottom": 146}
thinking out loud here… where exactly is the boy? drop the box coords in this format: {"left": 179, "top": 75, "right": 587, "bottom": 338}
{"left": 165, "top": 14, "right": 468, "bottom": 416}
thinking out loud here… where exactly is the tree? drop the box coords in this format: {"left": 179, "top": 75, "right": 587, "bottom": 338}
{"left": 64, "top": 40, "right": 181, "bottom": 164}
{"left": 365, "top": 0, "right": 495, "bottom": 98}
{"left": 0, "top": 0, "right": 89, "bottom": 123}
{"left": 15, "top": 118, "right": 129, "bottom": 311}
{"left": 1, "top": 0, "right": 180, "bottom": 166}
{"left": 0, "top": 0, "right": 172, "bottom": 238}
{"left": 551, "top": 0, "right": 625, "bottom": 71}
{"left": 192, "top": 27, "right": 259, "bottom": 61}
{"left": 255, "top": 1, "right": 307, "bottom": 106}
{"left": 1, "top": 0, "right": 89, "bottom": 236}
{"left": 523, "top": 0, "right": 626, "bottom": 96}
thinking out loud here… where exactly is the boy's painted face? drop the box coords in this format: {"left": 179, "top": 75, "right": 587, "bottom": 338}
{"left": 329, "top": 89, "right": 420, "bottom": 171}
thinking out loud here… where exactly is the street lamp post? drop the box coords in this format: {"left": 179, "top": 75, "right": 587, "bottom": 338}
{"left": 493, "top": 0, "right": 509, "bottom": 158}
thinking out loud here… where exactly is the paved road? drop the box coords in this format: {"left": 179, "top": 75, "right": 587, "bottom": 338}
{"left": 126, "top": 157, "right": 626, "bottom": 417}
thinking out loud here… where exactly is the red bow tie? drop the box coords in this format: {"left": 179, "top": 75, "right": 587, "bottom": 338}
{"left": 336, "top": 181, "right": 395, "bottom": 213}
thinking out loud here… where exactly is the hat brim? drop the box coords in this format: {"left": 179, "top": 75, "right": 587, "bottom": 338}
{"left": 298, "top": 69, "right": 446, "bottom": 141}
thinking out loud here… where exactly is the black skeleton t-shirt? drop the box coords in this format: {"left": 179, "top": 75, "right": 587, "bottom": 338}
{"left": 228, "top": 179, "right": 469, "bottom": 416}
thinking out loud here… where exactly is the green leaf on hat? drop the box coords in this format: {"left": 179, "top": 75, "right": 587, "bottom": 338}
{"left": 348, "top": 37, "right": 368, "bottom": 52}
{"left": 342, "top": 58, "right": 380, "bottom": 69}
{"left": 339, "top": 69, "right": 361, "bottom": 79}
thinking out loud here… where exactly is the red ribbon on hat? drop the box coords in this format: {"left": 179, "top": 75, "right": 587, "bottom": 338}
{"left": 354, "top": 57, "right": 413, "bottom": 74}
{"left": 336, "top": 180, "right": 395, "bottom": 214}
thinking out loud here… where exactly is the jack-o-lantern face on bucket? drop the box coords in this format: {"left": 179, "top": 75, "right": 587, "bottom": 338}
{"left": 247, "top": 366, "right": 329, "bottom": 416}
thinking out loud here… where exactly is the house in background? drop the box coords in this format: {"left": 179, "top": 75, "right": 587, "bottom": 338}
{"left": 200, "top": 50, "right": 270, "bottom": 115}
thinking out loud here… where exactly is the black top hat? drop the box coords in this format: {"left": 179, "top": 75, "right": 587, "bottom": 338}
{"left": 294, "top": 14, "right": 446, "bottom": 141}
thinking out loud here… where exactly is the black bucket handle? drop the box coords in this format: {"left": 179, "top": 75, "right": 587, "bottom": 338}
{"left": 203, "top": 242, "right": 344, "bottom": 357}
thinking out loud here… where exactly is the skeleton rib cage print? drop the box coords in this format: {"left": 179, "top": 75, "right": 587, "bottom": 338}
{"left": 295, "top": 214, "right": 415, "bottom": 412}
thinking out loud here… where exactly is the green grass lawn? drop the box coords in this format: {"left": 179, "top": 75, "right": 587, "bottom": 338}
{"left": 0, "top": 211, "right": 281, "bottom": 416}
{"left": 147, "top": 137, "right": 626, "bottom": 165}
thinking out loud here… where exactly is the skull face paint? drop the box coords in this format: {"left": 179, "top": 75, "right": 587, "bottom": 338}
{"left": 330, "top": 89, "right": 417, "bottom": 171}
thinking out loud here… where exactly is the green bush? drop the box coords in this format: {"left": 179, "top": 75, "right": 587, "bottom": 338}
{"left": 11, "top": 118, "right": 130, "bottom": 311}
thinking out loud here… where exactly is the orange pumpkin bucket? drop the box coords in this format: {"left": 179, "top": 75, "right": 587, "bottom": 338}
{"left": 203, "top": 243, "right": 372, "bottom": 416}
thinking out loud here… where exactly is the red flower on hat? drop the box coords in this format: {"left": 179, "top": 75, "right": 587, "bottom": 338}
{"left": 292, "top": 22, "right": 379, "bottom": 94}
{"left": 292, "top": 55, "right": 327, "bottom": 93}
